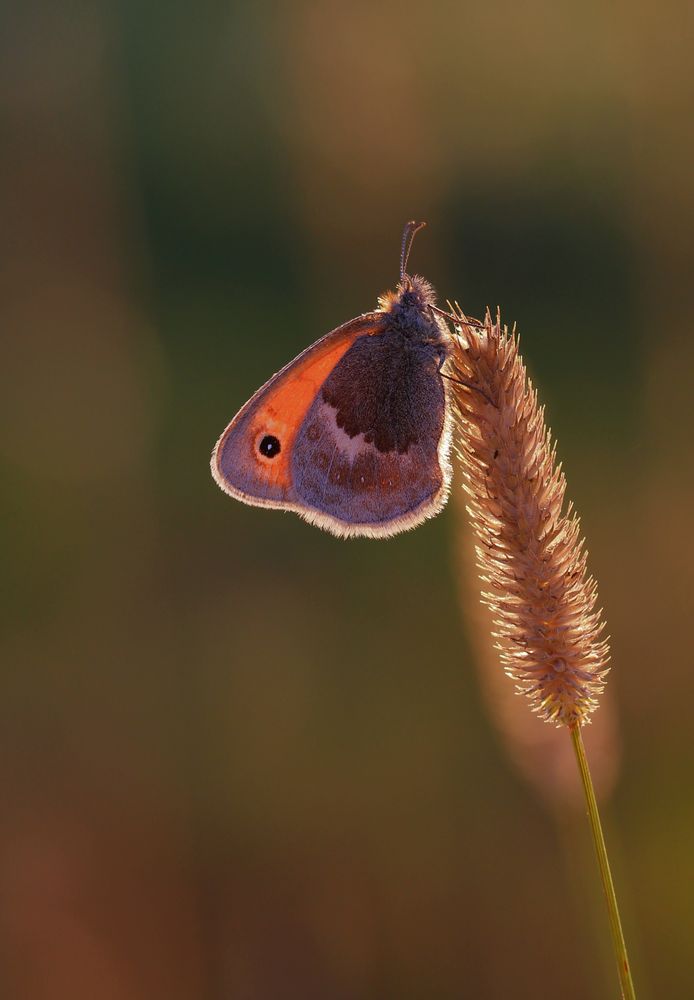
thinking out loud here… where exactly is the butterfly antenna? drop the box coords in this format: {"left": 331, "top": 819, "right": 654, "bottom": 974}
{"left": 400, "top": 220, "right": 427, "bottom": 283}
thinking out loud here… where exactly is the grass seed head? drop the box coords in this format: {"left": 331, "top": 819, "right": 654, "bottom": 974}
{"left": 448, "top": 308, "right": 610, "bottom": 727}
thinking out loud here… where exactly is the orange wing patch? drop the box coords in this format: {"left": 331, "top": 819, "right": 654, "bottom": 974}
{"left": 245, "top": 333, "right": 359, "bottom": 489}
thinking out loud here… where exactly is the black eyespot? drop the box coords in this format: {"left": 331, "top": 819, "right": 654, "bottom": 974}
{"left": 259, "top": 434, "right": 281, "bottom": 458}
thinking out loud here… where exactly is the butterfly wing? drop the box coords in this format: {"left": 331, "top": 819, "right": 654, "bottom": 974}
{"left": 211, "top": 313, "right": 384, "bottom": 509}
{"left": 290, "top": 332, "right": 452, "bottom": 537}
{"left": 211, "top": 313, "right": 452, "bottom": 538}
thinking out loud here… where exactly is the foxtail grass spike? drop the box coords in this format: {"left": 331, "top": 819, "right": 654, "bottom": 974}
{"left": 448, "top": 307, "right": 610, "bottom": 727}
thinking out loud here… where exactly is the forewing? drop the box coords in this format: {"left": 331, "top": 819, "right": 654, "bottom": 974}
{"left": 211, "top": 313, "right": 384, "bottom": 507}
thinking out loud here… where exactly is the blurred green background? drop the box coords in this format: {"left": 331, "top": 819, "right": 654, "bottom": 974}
{"left": 2, "top": 2, "right": 693, "bottom": 997}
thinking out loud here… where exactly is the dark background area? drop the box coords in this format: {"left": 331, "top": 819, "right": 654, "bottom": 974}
{"left": 2, "top": 2, "right": 693, "bottom": 997}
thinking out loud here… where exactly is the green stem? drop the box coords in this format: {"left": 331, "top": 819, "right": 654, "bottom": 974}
{"left": 570, "top": 723, "right": 636, "bottom": 1000}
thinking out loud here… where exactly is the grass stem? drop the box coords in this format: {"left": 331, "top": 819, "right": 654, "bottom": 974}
{"left": 570, "top": 723, "right": 635, "bottom": 999}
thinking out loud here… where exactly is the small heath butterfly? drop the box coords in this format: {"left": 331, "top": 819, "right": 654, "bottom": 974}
{"left": 211, "top": 222, "right": 465, "bottom": 538}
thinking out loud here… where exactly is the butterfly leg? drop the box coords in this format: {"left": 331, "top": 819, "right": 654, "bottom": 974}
{"left": 429, "top": 303, "right": 486, "bottom": 329}
{"left": 440, "top": 368, "right": 496, "bottom": 408}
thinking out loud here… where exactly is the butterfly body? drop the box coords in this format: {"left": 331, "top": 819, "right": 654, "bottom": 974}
{"left": 211, "top": 226, "right": 455, "bottom": 538}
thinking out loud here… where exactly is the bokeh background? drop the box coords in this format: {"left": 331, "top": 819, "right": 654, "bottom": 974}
{"left": 2, "top": 2, "right": 693, "bottom": 997}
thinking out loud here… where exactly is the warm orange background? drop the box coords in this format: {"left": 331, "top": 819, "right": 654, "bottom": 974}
{"left": 2, "top": 3, "right": 693, "bottom": 998}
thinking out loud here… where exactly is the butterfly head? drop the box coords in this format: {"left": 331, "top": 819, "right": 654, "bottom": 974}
{"left": 376, "top": 221, "right": 445, "bottom": 343}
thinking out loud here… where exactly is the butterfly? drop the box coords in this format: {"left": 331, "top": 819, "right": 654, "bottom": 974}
{"left": 211, "top": 221, "right": 471, "bottom": 539}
